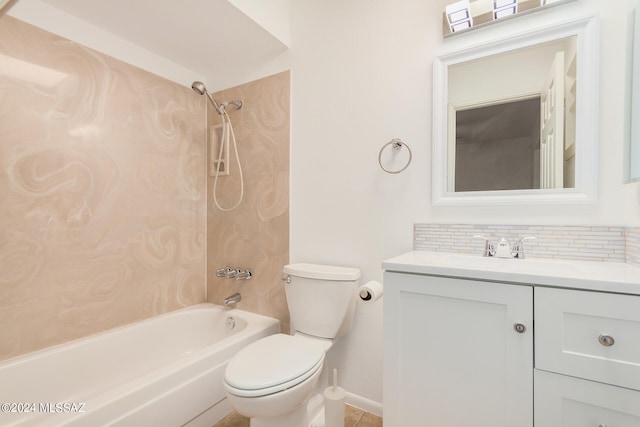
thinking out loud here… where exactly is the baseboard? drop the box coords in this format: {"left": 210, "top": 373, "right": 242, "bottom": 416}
{"left": 344, "top": 392, "right": 383, "bottom": 417}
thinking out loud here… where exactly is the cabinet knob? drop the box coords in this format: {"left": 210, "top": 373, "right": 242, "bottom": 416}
{"left": 598, "top": 334, "right": 615, "bottom": 347}
{"left": 513, "top": 323, "right": 527, "bottom": 333}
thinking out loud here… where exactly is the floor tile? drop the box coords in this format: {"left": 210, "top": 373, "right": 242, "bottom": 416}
{"left": 211, "top": 405, "right": 382, "bottom": 427}
{"left": 344, "top": 404, "right": 364, "bottom": 427}
{"left": 356, "top": 412, "right": 383, "bottom": 427}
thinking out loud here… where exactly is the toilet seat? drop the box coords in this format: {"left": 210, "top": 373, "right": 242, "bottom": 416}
{"left": 224, "top": 334, "right": 325, "bottom": 398}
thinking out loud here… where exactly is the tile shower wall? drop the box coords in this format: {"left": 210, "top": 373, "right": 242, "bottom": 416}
{"left": 206, "top": 71, "right": 290, "bottom": 331}
{"left": 414, "top": 224, "right": 635, "bottom": 263}
{"left": 0, "top": 17, "right": 206, "bottom": 362}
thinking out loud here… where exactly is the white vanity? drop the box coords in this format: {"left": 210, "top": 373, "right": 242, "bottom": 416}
{"left": 382, "top": 251, "right": 640, "bottom": 427}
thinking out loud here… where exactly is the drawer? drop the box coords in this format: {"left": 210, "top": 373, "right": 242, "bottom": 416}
{"left": 535, "top": 369, "right": 640, "bottom": 427}
{"left": 535, "top": 287, "right": 640, "bottom": 391}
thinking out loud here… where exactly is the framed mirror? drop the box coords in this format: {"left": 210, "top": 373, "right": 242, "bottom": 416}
{"left": 432, "top": 15, "right": 599, "bottom": 205}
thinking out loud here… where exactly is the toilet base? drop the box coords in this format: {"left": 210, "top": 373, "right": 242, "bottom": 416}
{"left": 250, "top": 401, "right": 308, "bottom": 427}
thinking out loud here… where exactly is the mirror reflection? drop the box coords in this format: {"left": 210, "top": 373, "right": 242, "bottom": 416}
{"left": 447, "top": 36, "right": 577, "bottom": 192}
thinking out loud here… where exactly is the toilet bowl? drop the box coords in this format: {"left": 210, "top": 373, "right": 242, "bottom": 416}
{"left": 222, "top": 263, "right": 361, "bottom": 427}
{"left": 224, "top": 334, "right": 328, "bottom": 427}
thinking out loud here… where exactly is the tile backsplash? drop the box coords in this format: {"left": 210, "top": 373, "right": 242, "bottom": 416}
{"left": 414, "top": 224, "right": 639, "bottom": 265}
{"left": 626, "top": 227, "right": 640, "bottom": 266}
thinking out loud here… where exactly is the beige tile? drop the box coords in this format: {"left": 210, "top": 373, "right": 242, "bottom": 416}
{"left": 345, "top": 404, "right": 364, "bottom": 427}
{"left": 213, "top": 411, "right": 250, "bottom": 427}
{"left": 211, "top": 407, "right": 382, "bottom": 427}
{"left": 0, "top": 16, "right": 206, "bottom": 361}
{"left": 206, "top": 71, "right": 290, "bottom": 326}
{"left": 356, "top": 412, "right": 383, "bottom": 427}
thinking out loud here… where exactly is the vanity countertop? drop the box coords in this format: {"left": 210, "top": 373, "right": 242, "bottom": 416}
{"left": 383, "top": 251, "right": 640, "bottom": 295}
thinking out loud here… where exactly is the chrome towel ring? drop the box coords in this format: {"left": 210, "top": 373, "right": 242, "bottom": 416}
{"left": 378, "top": 138, "right": 412, "bottom": 174}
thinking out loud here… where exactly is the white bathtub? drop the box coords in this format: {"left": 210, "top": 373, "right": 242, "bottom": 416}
{"left": 0, "top": 304, "right": 280, "bottom": 427}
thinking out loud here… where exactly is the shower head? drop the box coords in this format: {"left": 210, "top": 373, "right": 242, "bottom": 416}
{"left": 191, "top": 81, "right": 207, "bottom": 96}
{"left": 191, "top": 81, "right": 223, "bottom": 114}
{"left": 190, "top": 81, "right": 242, "bottom": 115}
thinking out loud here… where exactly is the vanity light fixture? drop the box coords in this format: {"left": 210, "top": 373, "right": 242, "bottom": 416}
{"left": 446, "top": 0, "right": 473, "bottom": 33}
{"left": 493, "top": 0, "right": 517, "bottom": 19}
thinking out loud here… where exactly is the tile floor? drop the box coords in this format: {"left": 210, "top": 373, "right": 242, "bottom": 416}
{"left": 213, "top": 405, "right": 383, "bottom": 427}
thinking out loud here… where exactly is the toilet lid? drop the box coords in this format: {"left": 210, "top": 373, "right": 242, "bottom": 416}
{"left": 224, "top": 334, "right": 325, "bottom": 397}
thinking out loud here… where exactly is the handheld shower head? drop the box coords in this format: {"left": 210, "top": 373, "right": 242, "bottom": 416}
{"left": 191, "top": 81, "right": 207, "bottom": 96}
{"left": 190, "top": 81, "right": 242, "bottom": 115}
{"left": 191, "top": 81, "right": 223, "bottom": 114}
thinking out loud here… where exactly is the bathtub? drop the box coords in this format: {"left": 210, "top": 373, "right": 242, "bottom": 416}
{"left": 0, "top": 303, "right": 280, "bottom": 427}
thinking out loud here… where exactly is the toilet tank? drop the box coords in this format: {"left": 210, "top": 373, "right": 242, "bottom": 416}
{"left": 283, "top": 263, "right": 360, "bottom": 339}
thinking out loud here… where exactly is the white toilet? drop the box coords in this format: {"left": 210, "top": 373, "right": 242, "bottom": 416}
{"left": 223, "top": 263, "right": 361, "bottom": 427}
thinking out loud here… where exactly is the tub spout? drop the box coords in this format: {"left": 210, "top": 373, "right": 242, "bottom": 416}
{"left": 224, "top": 292, "right": 241, "bottom": 306}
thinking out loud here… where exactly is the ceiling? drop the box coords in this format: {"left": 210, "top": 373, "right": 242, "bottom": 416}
{"left": 33, "top": 0, "right": 289, "bottom": 89}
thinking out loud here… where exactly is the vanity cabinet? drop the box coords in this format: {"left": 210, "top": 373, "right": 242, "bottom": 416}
{"left": 383, "top": 267, "right": 640, "bottom": 427}
{"left": 534, "top": 287, "right": 640, "bottom": 426}
{"left": 383, "top": 272, "right": 533, "bottom": 427}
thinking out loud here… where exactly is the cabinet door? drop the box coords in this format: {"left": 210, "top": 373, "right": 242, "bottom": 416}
{"left": 384, "top": 272, "right": 533, "bottom": 427}
{"left": 535, "top": 369, "right": 640, "bottom": 427}
{"left": 535, "top": 287, "right": 640, "bottom": 391}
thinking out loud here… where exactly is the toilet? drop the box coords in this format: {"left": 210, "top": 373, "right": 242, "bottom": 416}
{"left": 223, "top": 263, "right": 361, "bottom": 427}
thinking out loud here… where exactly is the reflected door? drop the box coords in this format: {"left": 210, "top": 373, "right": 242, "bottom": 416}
{"left": 540, "top": 51, "right": 565, "bottom": 189}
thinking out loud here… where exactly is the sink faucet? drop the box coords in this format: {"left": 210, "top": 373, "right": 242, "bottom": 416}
{"left": 224, "top": 292, "right": 241, "bottom": 306}
{"left": 511, "top": 236, "right": 537, "bottom": 259}
{"left": 474, "top": 235, "right": 496, "bottom": 257}
{"left": 474, "top": 235, "right": 536, "bottom": 259}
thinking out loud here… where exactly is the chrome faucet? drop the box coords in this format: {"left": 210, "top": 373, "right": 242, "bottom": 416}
{"left": 235, "top": 269, "right": 252, "bottom": 280}
{"left": 216, "top": 266, "right": 252, "bottom": 280}
{"left": 511, "top": 236, "right": 537, "bottom": 259}
{"left": 474, "top": 235, "right": 536, "bottom": 259}
{"left": 216, "top": 266, "right": 234, "bottom": 278}
{"left": 474, "top": 235, "right": 496, "bottom": 257}
{"left": 224, "top": 292, "right": 242, "bottom": 306}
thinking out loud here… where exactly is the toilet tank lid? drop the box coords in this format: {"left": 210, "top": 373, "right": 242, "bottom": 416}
{"left": 283, "top": 263, "right": 361, "bottom": 281}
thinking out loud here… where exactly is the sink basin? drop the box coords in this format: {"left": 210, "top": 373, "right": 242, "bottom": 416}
{"left": 424, "top": 252, "right": 584, "bottom": 277}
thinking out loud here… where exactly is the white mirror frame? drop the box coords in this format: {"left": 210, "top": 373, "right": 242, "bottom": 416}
{"left": 432, "top": 15, "right": 599, "bottom": 206}
{"left": 627, "top": 1, "right": 640, "bottom": 183}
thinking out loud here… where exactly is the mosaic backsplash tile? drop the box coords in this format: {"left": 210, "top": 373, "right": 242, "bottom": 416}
{"left": 626, "top": 227, "right": 640, "bottom": 266}
{"left": 414, "top": 224, "right": 638, "bottom": 264}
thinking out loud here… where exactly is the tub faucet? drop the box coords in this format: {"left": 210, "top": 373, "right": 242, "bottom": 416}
{"left": 224, "top": 292, "right": 241, "bottom": 306}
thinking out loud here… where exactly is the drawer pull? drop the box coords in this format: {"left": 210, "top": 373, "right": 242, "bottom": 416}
{"left": 513, "top": 323, "right": 527, "bottom": 333}
{"left": 598, "top": 334, "right": 615, "bottom": 347}
{"left": 598, "top": 425, "right": 608, "bottom": 427}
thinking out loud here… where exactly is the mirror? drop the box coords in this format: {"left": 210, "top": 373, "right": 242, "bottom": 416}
{"left": 627, "top": 2, "right": 640, "bottom": 183}
{"left": 449, "top": 36, "right": 576, "bottom": 192}
{"left": 432, "top": 15, "right": 598, "bottom": 205}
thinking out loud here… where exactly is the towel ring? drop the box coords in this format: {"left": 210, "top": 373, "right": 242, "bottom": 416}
{"left": 378, "top": 138, "right": 412, "bottom": 174}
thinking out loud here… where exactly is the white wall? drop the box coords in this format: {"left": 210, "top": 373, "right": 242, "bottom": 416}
{"left": 289, "top": 0, "right": 640, "bottom": 407}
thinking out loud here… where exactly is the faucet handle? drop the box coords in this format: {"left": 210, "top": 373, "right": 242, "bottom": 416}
{"left": 512, "top": 236, "right": 537, "bottom": 259}
{"left": 216, "top": 266, "right": 232, "bottom": 277}
{"left": 225, "top": 268, "right": 238, "bottom": 279}
{"left": 235, "top": 269, "right": 252, "bottom": 280}
{"left": 473, "top": 235, "right": 495, "bottom": 257}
